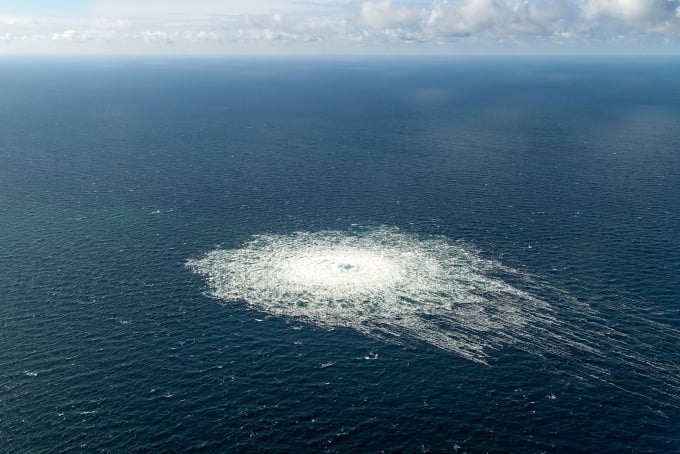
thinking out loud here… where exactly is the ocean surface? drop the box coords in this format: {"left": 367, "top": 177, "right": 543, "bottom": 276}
{"left": 1, "top": 57, "right": 679, "bottom": 452}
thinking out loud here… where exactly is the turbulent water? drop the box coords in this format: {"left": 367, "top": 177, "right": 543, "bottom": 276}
{"left": 1, "top": 58, "right": 680, "bottom": 452}
{"left": 189, "top": 226, "right": 548, "bottom": 363}
{"left": 189, "top": 225, "right": 680, "bottom": 404}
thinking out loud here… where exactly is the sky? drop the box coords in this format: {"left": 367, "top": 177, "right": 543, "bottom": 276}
{"left": 1, "top": 0, "right": 679, "bottom": 55}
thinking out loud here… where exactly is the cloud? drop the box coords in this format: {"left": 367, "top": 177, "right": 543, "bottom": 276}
{"left": 359, "top": 1, "right": 424, "bottom": 29}
{"left": 1, "top": 0, "right": 680, "bottom": 54}
{"left": 426, "top": 0, "right": 504, "bottom": 36}
{"left": 581, "top": 0, "right": 680, "bottom": 39}
{"left": 89, "top": 18, "right": 132, "bottom": 30}
{"left": 583, "top": 0, "right": 679, "bottom": 24}
{"left": 51, "top": 29, "right": 78, "bottom": 41}
{"left": 139, "top": 31, "right": 175, "bottom": 44}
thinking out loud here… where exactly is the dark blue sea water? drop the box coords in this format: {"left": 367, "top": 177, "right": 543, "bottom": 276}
{"left": 1, "top": 57, "right": 679, "bottom": 452}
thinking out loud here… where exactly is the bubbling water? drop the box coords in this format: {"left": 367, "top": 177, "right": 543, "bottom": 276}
{"left": 276, "top": 248, "right": 403, "bottom": 290}
{"left": 188, "top": 225, "right": 680, "bottom": 402}
{"left": 187, "top": 226, "right": 555, "bottom": 363}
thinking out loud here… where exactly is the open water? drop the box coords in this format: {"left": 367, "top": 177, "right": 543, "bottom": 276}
{"left": 1, "top": 57, "right": 679, "bottom": 452}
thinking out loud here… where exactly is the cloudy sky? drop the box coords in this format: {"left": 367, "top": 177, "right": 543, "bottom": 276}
{"left": 1, "top": 0, "right": 679, "bottom": 54}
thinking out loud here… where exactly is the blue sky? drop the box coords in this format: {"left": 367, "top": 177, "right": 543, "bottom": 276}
{"left": 0, "top": 0, "right": 92, "bottom": 15}
{"left": 1, "top": 0, "right": 679, "bottom": 54}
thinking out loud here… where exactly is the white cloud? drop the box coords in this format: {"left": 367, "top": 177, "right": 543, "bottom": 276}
{"left": 140, "top": 31, "right": 175, "bottom": 44}
{"left": 183, "top": 30, "right": 220, "bottom": 42}
{"left": 427, "top": 0, "right": 504, "bottom": 36}
{"left": 89, "top": 18, "right": 132, "bottom": 30}
{"left": 1, "top": 0, "right": 680, "bottom": 54}
{"left": 526, "top": 0, "right": 577, "bottom": 24}
{"left": 581, "top": 0, "right": 680, "bottom": 38}
{"left": 51, "top": 29, "right": 78, "bottom": 41}
{"left": 0, "top": 15, "right": 23, "bottom": 25}
{"left": 583, "top": 0, "right": 678, "bottom": 23}
{"left": 359, "top": 1, "right": 424, "bottom": 29}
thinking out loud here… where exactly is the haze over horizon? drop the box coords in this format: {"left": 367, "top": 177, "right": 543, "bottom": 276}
{"left": 1, "top": 0, "right": 680, "bottom": 55}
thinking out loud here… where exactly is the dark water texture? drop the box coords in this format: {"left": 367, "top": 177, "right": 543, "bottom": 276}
{"left": 1, "top": 57, "right": 679, "bottom": 452}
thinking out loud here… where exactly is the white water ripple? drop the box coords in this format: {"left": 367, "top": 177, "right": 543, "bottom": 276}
{"left": 188, "top": 226, "right": 680, "bottom": 403}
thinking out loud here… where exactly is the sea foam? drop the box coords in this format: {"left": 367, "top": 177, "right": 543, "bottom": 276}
{"left": 188, "top": 225, "right": 680, "bottom": 403}
{"left": 187, "top": 226, "right": 557, "bottom": 363}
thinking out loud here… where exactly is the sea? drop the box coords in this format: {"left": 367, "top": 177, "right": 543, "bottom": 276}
{"left": 1, "top": 57, "right": 679, "bottom": 452}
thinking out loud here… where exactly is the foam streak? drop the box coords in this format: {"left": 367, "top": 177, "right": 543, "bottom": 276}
{"left": 188, "top": 226, "right": 680, "bottom": 404}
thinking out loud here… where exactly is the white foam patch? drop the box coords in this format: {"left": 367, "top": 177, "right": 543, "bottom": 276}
{"left": 187, "top": 226, "right": 556, "bottom": 363}
{"left": 188, "top": 226, "right": 680, "bottom": 403}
